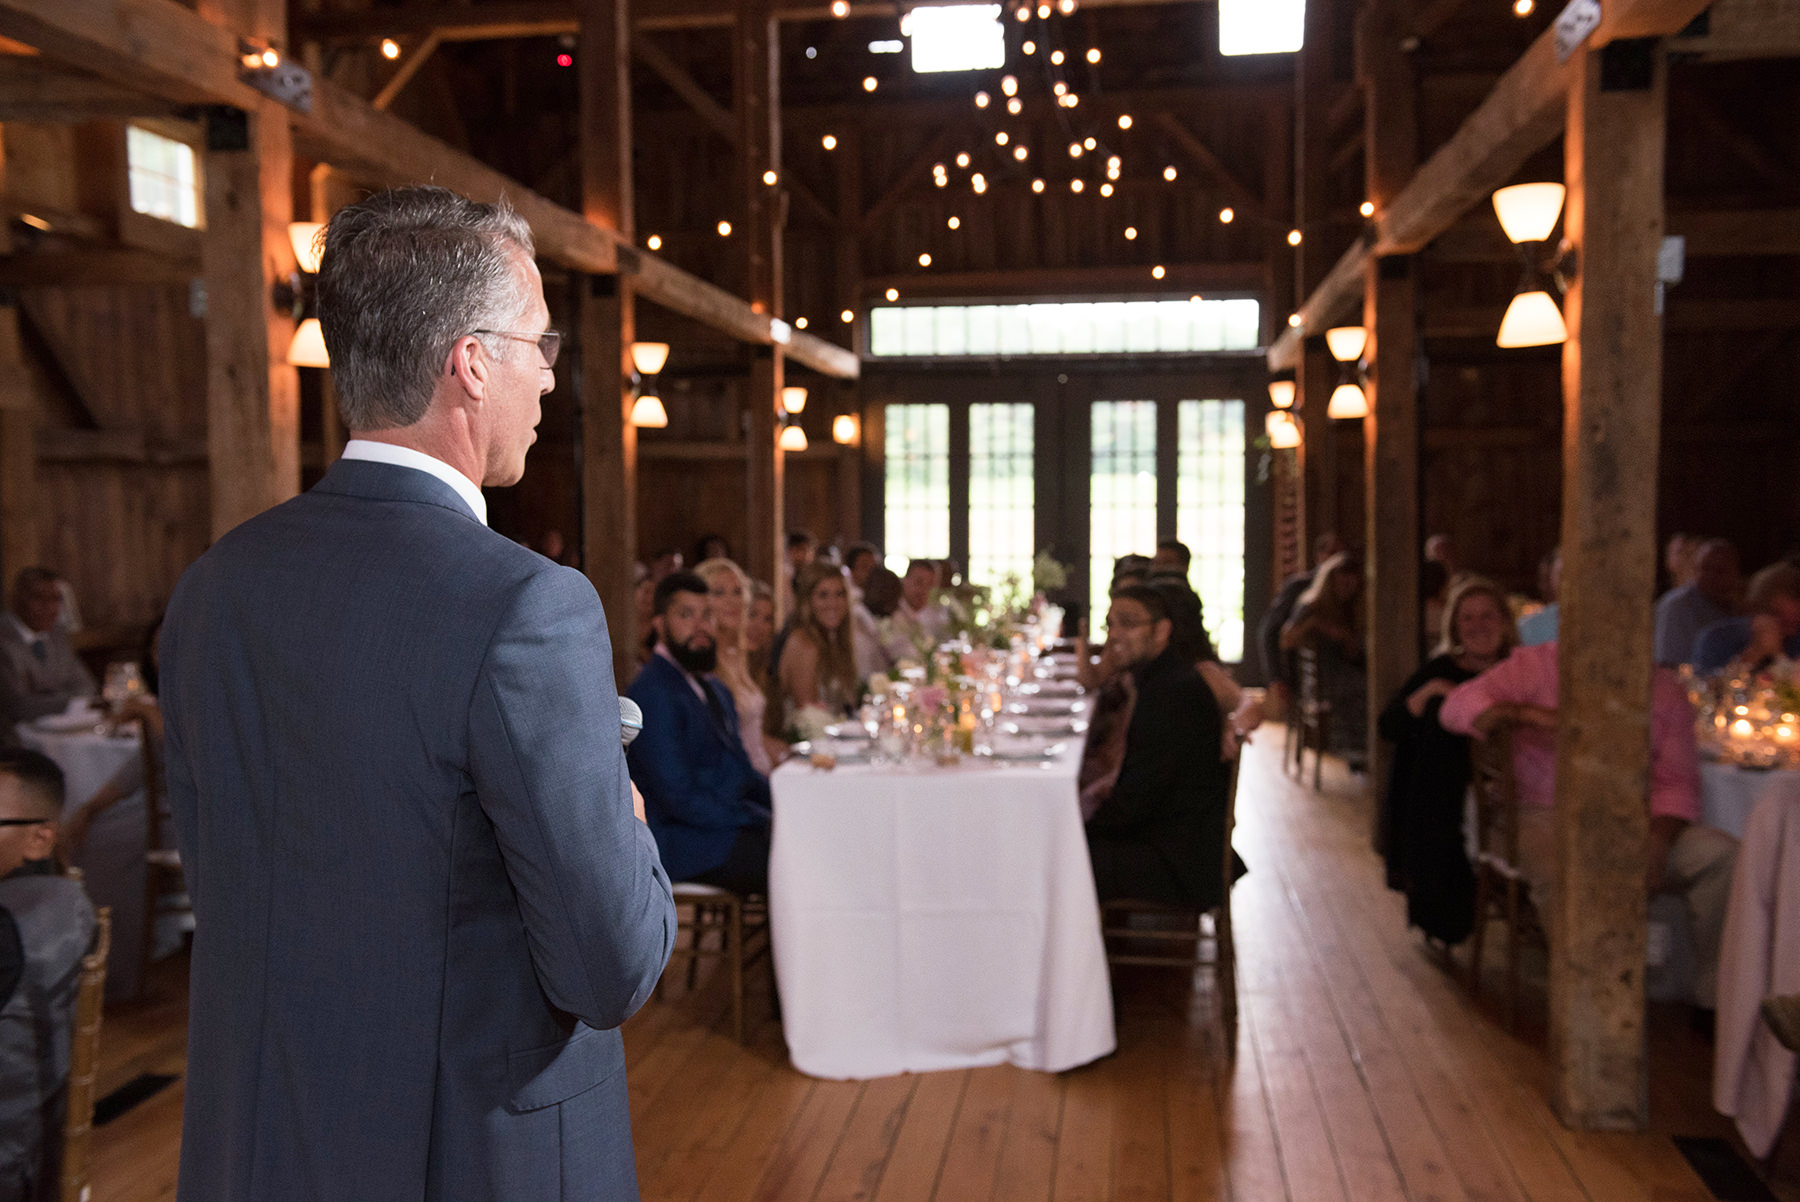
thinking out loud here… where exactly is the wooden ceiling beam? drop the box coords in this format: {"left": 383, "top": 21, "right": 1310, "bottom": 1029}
{"left": 1668, "top": 0, "right": 1800, "bottom": 61}
{"left": 862, "top": 261, "right": 1267, "bottom": 300}
{"left": 0, "top": 57, "right": 179, "bottom": 121}
{"left": 0, "top": 0, "right": 857, "bottom": 379}
{"left": 1267, "top": 0, "right": 1716, "bottom": 370}
{"left": 370, "top": 30, "right": 442, "bottom": 111}
{"left": 296, "top": 0, "right": 1213, "bottom": 41}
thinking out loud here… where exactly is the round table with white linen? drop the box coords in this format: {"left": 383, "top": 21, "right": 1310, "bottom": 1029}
{"left": 1700, "top": 760, "right": 1800, "bottom": 840}
{"left": 768, "top": 738, "right": 1116, "bottom": 1081}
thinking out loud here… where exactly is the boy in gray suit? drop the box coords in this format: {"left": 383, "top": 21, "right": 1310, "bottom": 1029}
{"left": 161, "top": 187, "right": 676, "bottom": 1202}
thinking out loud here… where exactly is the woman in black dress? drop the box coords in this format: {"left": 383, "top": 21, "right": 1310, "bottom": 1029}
{"left": 1377, "top": 576, "right": 1515, "bottom": 944}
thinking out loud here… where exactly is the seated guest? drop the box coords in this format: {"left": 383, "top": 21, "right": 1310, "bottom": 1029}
{"left": 1280, "top": 551, "right": 1368, "bottom": 768}
{"left": 693, "top": 559, "right": 782, "bottom": 775}
{"left": 769, "top": 563, "right": 861, "bottom": 737}
{"left": 1, "top": 568, "right": 97, "bottom": 740}
{"left": 744, "top": 580, "right": 776, "bottom": 685}
{"left": 1517, "top": 547, "right": 1561, "bottom": 647}
{"left": 1256, "top": 532, "right": 1342, "bottom": 701}
{"left": 1424, "top": 532, "right": 1461, "bottom": 582}
{"left": 1665, "top": 531, "right": 1700, "bottom": 592}
{"left": 844, "top": 541, "right": 880, "bottom": 604}
{"left": 781, "top": 530, "right": 817, "bottom": 615}
{"left": 1691, "top": 561, "right": 1800, "bottom": 675}
{"left": 692, "top": 533, "right": 732, "bottom": 568}
{"left": 627, "top": 574, "right": 771, "bottom": 895}
{"left": 1147, "top": 573, "right": 1252, "bottom": 734}
{"left": 1654, "top": 538, "right": 1739, "bottom": 666}
{"left": 1151, "top": 539, "right": 1191, "bottom": 575}
{"left": 1377, "top": 577, "right": 1514, "bottom": 945}
{"left": 1084, "top": 585, "right": 1238, "bottom": 909}
{"left": 854, "top": 567, "right": 904, "bottom": 680}
{"left": 889, "top": 559, "right": 949, "bottom": 654}
{"left": 0, "top": 750, "right": 97, "bottom": 1202}
{"left": 1439, "top": 641, "right": 1737, "bottom": 1007}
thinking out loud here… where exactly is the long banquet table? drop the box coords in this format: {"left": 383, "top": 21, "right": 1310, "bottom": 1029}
{"left": 768, "top": 736, "right": 1117, "bottom": 1080}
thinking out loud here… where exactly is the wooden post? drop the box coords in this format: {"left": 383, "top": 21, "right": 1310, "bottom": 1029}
{"left": 0, "top": 126, "right": 36, "bottom": 581}
{"left": 1297, "top": 337, "right": 1337, "bottom": 551}
{"left": 578, "top": 0, "right": 638, "bottom": 687}
{"left": 737, "top": 0, "right": 785, "bottom": 604}
{"left": 1361, "top": 0, "right": 1420, "bottom": 793}
{"left": 201, "top": 101, "right": 301, "bottom": 541}
{"left": 1550, "top": 36, "right": 1667, "bottom": 1132}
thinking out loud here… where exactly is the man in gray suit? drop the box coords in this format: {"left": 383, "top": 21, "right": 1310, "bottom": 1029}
{"left": 0, "top": 568, "right": 96, "bottom": 741}
{"left": 160, "top": 187, "right": 676, "bottom": 1201}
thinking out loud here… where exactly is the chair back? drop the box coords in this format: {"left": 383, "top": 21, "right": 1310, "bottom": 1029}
{"left": 60, "top": 906, "right": 111, "bottom": 1202}
{"left": 1297, "top": 645, "right": 1325, "bottom": 711}
{"left": 1469, "top": 725, "right": 1520, "bottom": 869}
{"left": 137, "top": 715, "right": 170, "bottom": 854}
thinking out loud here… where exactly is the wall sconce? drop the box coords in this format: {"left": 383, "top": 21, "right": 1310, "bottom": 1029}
{"left": 280, "top": 221, "right": 329, "bottom": 367}
{"left": 1265, "top": 410, "right": 1301, "bottom": 448}
{"left": 1492, "top": 182, "right": 1574, "bottom": 348}
{"left": 629, "top": 341, "right": 670, "bottom": 428}
{"left": 1324, "top": 325, "right": 1368, "bottom": 420}
{"left": 779, "top": 419, "right": 808, "bottom": 452}
{"left": 1267, "top": 379, "right": 1295, "bottom": 410}
{"left": 832, "top": 412, "right": 860, "bottom": 445}
{"left": 781, "top": 386, "right": 808, "bottom": 415}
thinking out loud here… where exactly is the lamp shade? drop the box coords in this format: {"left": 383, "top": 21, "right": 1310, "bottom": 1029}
{"left": 629, "top": 394, "right": 669, "bottom": 428}
{"left": 778, "top": 422, "right": 809, "bottom": 452}
{"left": 288, "top": 221, "right": 326, "bottom": 274}
{"left": 629, "top": 341, "right": 670, "bottom": 375}
{"left": 832, "top": 413, "right": 860, "bottom": 444}
{"left": 1267, "top": 379, "right": 1296, "bottom": 410}
{"left": 1492, "top": 182, "right": 1565, "bottom": 245}
{"left": 1265, "top": 410, "right": 1300, "bottom": 448}
{"left": 1496, "top": 289, "right": 1568, "bottom": 348}
{"left": 1325, "top": 325, "right": 1368, "bottom": 363}
{"left": 1327, "top": 382, "right": 1368, "bottom": 420}
{"left": 781, "top": 385, "right": 808, "bottom": 415}
{"left": 287, "top": 317, "right": 330, "bottom": 368}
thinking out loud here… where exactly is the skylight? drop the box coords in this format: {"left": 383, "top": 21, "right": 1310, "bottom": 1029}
{"left": 1218, "top": 0, "right": 1305, "bottom": 56}
{"left": 903, "top": 4, "right": 1005, "bottom": 73}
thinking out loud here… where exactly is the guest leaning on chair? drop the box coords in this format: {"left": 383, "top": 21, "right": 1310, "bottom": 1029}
{"left": 1438, "top": 640, "right": 1737, "bottom": 1009}
{"left": 1376, "top": 576, "right": 1515, "bottom": 946}
{"left": 159, "top": 186, "right": 675, "bottom": 1202}
{"left": 0, "top": 749, "right": 96, "bottom": 1202}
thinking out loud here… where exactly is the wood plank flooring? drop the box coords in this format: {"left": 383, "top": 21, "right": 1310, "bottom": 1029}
{"left": 86, "top": 730, "right": 1799, "bottom": 1201}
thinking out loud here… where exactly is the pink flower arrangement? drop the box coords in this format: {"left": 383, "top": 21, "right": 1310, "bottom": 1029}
{"left": 914, "top": 685, "right": 949, "bottom": 715}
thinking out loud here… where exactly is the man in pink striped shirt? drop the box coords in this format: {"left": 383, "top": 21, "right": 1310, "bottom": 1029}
{"left": 1440, "top": 641, "right": 1737, "bottom": 1006}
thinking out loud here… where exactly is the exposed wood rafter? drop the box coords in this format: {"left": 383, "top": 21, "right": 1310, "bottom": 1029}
{"left": 1153, "top": 112, "right": 1266, "bottom": 222}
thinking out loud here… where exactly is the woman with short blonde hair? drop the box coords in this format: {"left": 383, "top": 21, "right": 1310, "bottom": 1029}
{"left": 693, "top": 557, "right": 778, "bottom": 774}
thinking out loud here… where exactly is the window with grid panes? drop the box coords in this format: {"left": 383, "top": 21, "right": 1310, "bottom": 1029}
{"left": 126, "top": 125, "right": 201, "bottom": 229}
{"left": 1176, "top": 400, "right": 1246, "bottom": 662}
{"left": 882, "top": 404, "right": 951, "bottom": 573}
{"left": 967, "top": 404, "right": 1035, "bottom": 596}
{"left": 1089, "top": 401, "right": 1159, "bottom": 624}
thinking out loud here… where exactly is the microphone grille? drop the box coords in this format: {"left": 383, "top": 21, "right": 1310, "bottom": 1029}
{"left": 619, "top": 697, "right": 645, "bottom": 747}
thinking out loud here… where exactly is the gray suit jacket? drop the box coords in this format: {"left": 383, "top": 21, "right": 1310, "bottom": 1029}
{"left": 0, "top": 620, "right": 95, "bottom": 736}
{"left": 161, "top": 459, "right": 676, "bottom": 1202}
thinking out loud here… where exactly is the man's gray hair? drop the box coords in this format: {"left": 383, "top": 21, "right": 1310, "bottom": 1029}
{"left": 315, "top": 186, "right": 536, "bottom": 430}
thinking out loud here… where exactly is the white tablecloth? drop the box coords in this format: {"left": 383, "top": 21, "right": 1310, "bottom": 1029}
{"left": 1700, "top": 761, "right": 1800, "bottom": 839}
{"left": 769, "top": 742, "right": 1116, "bottom": 1080}
{"left": 1712, "top": 769, "right": 1800, "bottom": 1157}
{"left": 16, "top": 721, "right": 149, "bottom": 1000}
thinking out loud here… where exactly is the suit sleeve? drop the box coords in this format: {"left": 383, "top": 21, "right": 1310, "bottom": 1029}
{"left": 467, "top": 567, "right": 677, "bottom": 1031}
{"left": 0, "top": 655, "right": 75, "bottom": 724}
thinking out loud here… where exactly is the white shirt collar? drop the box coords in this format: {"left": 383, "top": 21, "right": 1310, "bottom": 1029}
{"left": 655, "top": 643, "right": 709, "bottom": 702}
{"left": 340, "top": 440, "right": 488, "bottom": 526}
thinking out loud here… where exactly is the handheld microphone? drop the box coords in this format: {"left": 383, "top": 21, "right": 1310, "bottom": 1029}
{"left": 619, "top": 697, "right": 645, "bottom": 749}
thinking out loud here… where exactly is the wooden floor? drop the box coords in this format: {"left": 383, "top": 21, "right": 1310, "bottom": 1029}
{"left": 87, "top": 729, "right": 1798, "bottom": 1202}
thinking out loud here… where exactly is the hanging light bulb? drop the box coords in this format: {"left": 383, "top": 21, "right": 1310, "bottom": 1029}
{"left": 956, "top": 152, "right": 971, "bottom": 168}
{"left": 646, "top": 234, "right": 664, "bottom": 250}
{"left": 975, "top": 91, "right": 990, "bottom": 108}
{"left": 1098, "top": 182, "right": 1112, "bottom": 196}
{"left": 1023, "top": 40, "right": 1037, "bottom": 54}
{"left": 822, "top": 133, "right": 839, "bottom": 150}
{"left": 1151, "top": 265, "right": 1165, "bottom": 279}
{"left": 1086, "top": 47, "right": 1101, "bottom": 63}
{"left": 1069, "top": 142, "right": 1083, "bottom": 158}
{"left": 1050, "top": 49, "right": 1065, "bottom": 65}
{"left": 1163, "top": 165, "right": 1178, "bottom": 181}
{"left": 1001, "top": 75, "right": 1018, "bottom": 96}
{"left": 1123, "top": 226, "right": 1137, "bottom": 240}
{"left": 1496, "top": 290, "right": 1568, "bottom": 347}
{"left": 972, "top": 173, "right": 987, "bottom": 194}
{"left": 947, "top": 215, "right": 961, "bottom": 229}
{"left": 833, "top": 413, "right": 860, "bottom": 445}
{"left": 1219, "top": 208, "right": 1235, "bottom": 224}
{"left": 1287, "top": 228, "right": 1303, "bottom": 245}
{"left": 380, "top": 38, "right": 401, "bottom": 60}
{"left": 995, "top": 130, "right": 1009, "bottom": 145}
{"left": 1117, "top": 113, "right": 1133, "bottom": 129}
{"left": 796, "top": 317, "right": 809, "bottom": 329}
{"left": 885, "top": 287, "right": 900, "bottom": 301}
{"left": 1268, "top": 380, "right": 1296, "bottom": 409}
{"left": 1007, "top": 96, "right": 1023, "bottom": 115}
{"left": 1359, "top": 200, "right": 1375, "bottom": 218}
{"left": 1084, "top": 137, "right": 1097, "bottom": 150}
{"left": 863, "top": 76, "right": 878, "bottom": 92}
{"left": 1014, "top": 146, "right": 1029, "bottom": 161}
{"left": 1070, "top": 179, "right": 1084, "bottom": 193}
{"left": 1327, "top": 383, "right": 1368, "bottom": 420}
{"left": 717, "top": 220, "right": 733, "bottom": 237}
{"left": 762, "top": 169, "right": 779, "bottom": 186}
{"left": 841, "top": 308, "right": 856, "bottom": 323}
{"left": 832, "top": 0, "right": 850, "bottom": 15}
{"left": 919, "top": 252, "right": 933, "bottom": 266}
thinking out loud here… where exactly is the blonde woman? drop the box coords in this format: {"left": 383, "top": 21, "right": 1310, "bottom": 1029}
{"left": 770, "top": 561, "right": 861, "bottom": 735}
{"left": 693, "top": 557, "right": 780, "bottom": 773}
